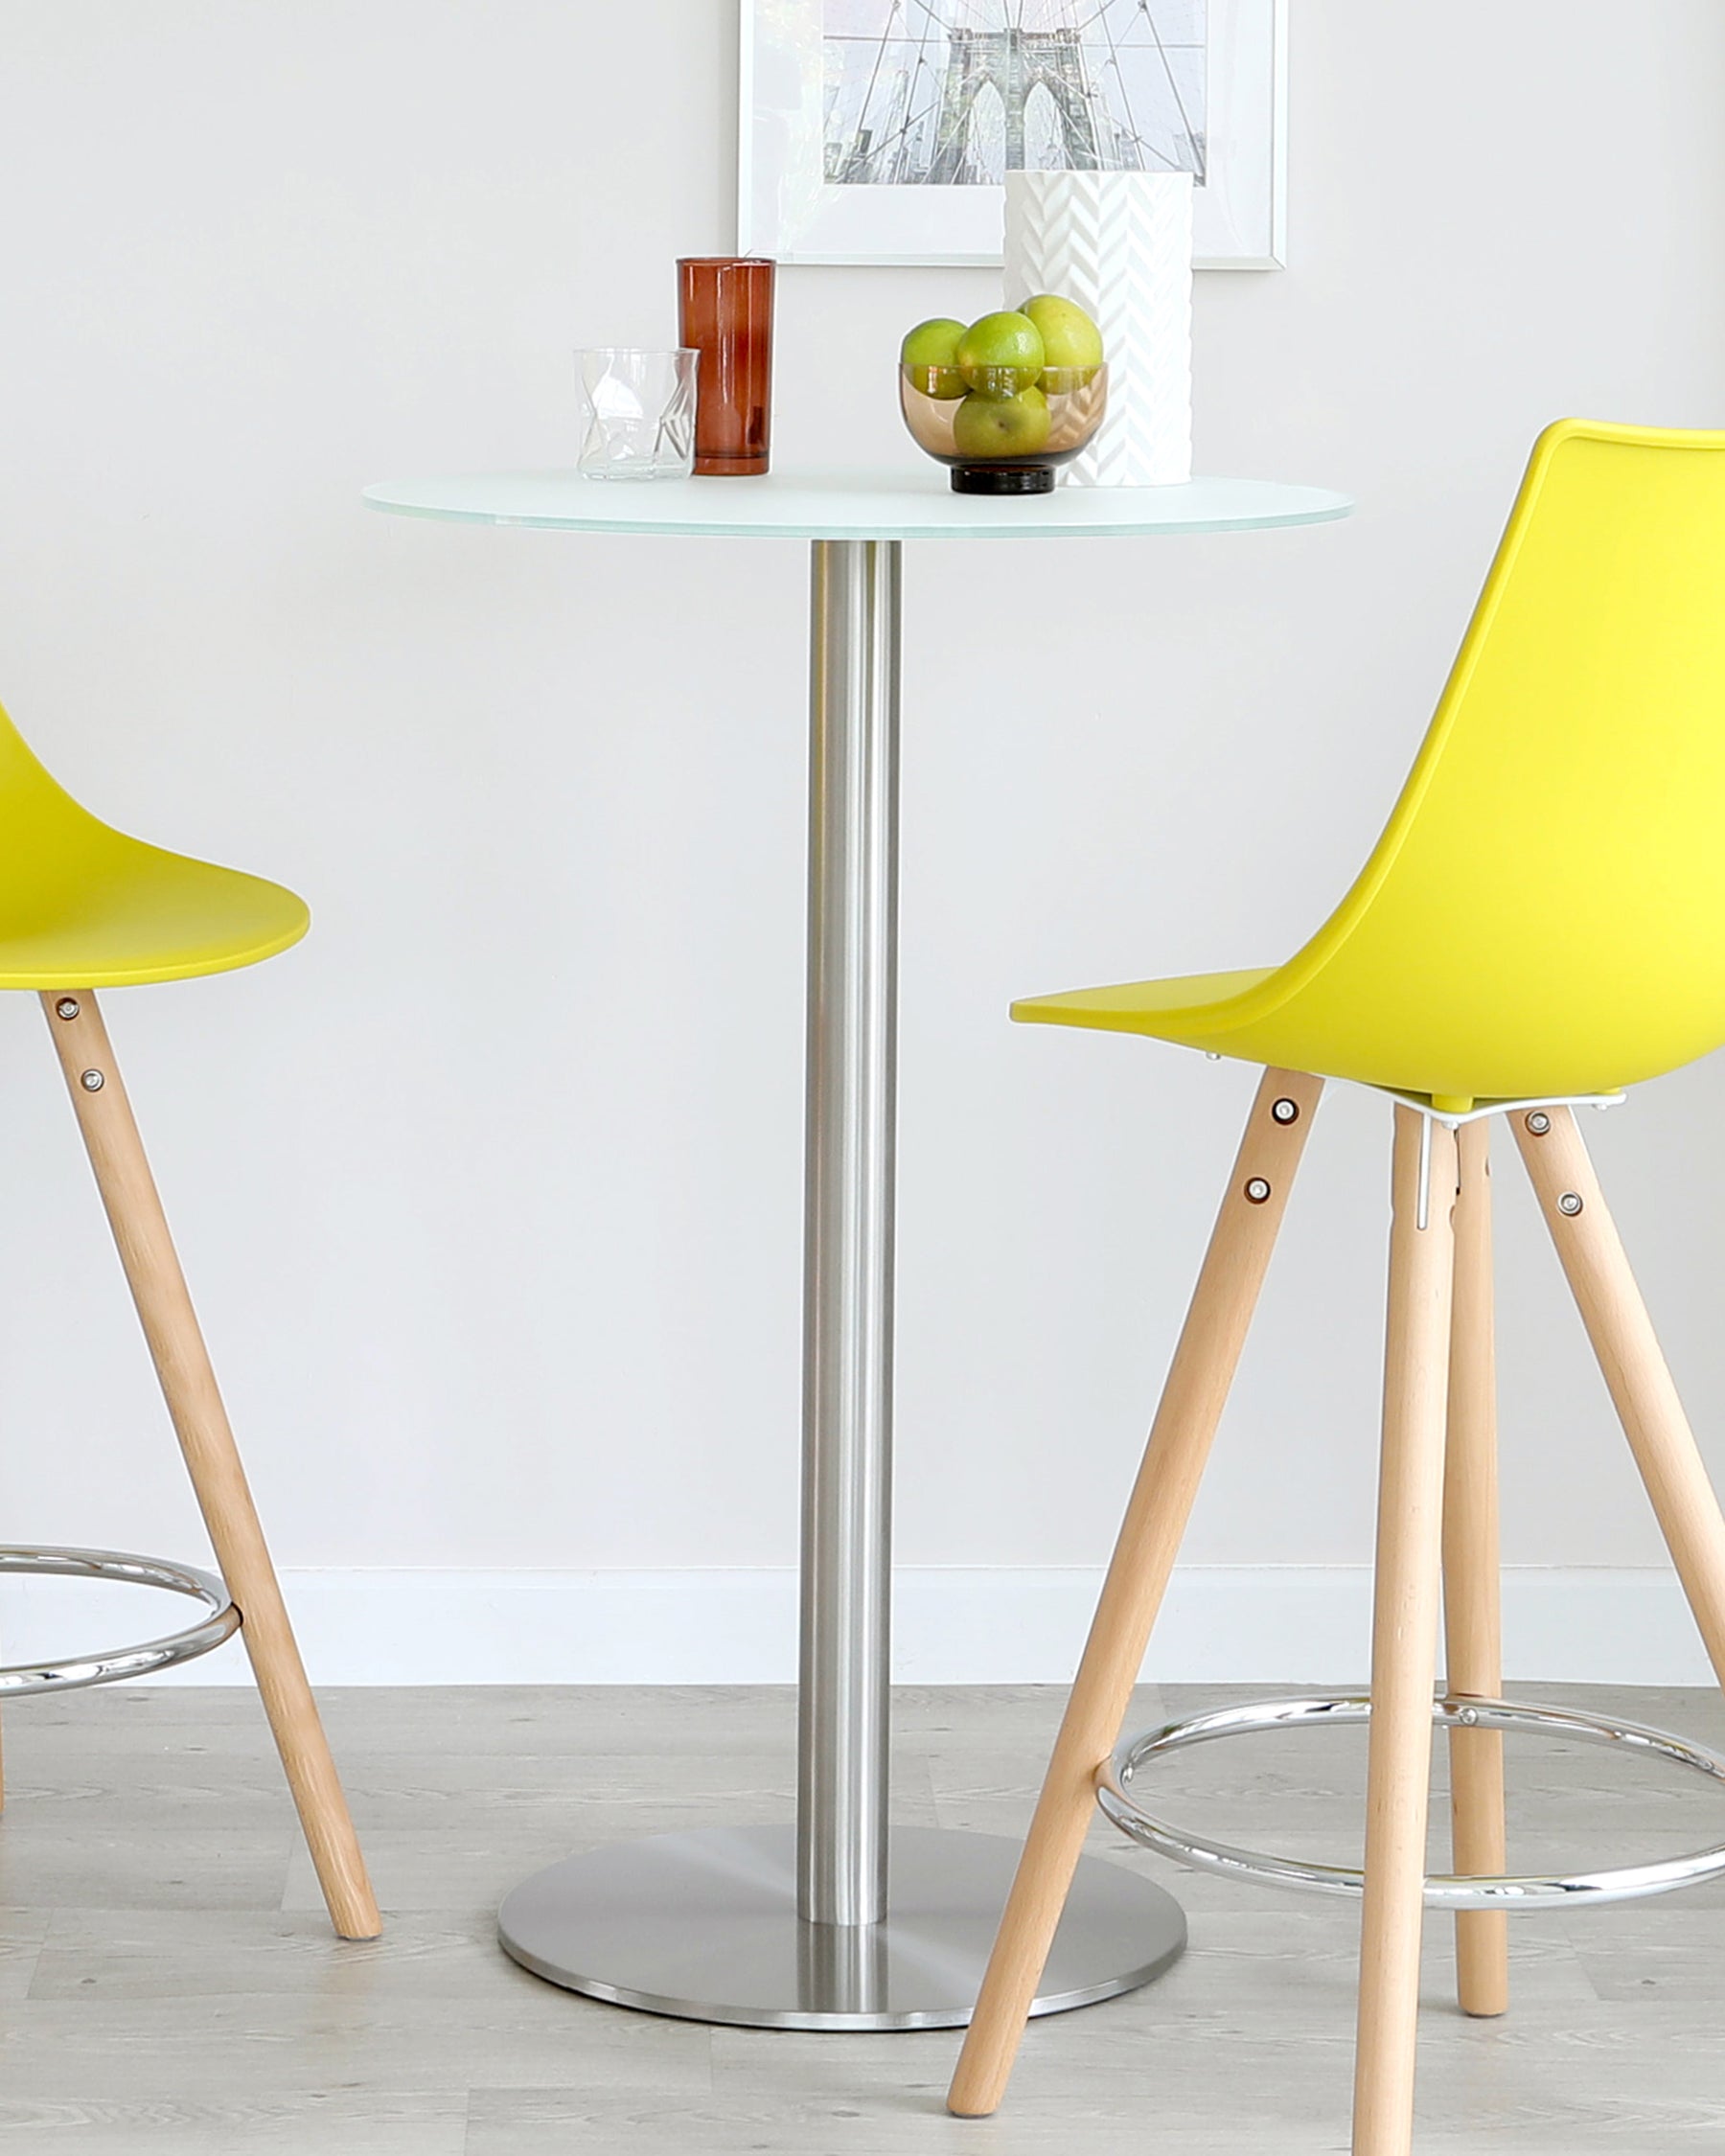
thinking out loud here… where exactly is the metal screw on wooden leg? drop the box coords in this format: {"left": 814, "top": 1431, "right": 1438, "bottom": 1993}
{"left": 1525, "top": 1111, "right": 1552, "bottom": 1135}
{"left": 1557, "top": 1191, "right": 1583, "bottom": 1216}
{"left": 1244, "top": 1178, "right": 1272, "bottom": 1204}
{"left": 54, "top": 998, "right": 80, "bottom": 1021}
{"left": 80, "top": 1069, "right": 104, "bottom": 1092}
{"left": 1271, "top": 1098, "right": 1300, "bottom": 1124}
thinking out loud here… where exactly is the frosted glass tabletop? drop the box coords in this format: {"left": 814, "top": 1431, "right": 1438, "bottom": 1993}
{"left": 362, "top": 467, "right": 1351, "bottom": 542}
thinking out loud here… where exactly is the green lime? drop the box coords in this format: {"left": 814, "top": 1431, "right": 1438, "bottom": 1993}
{"left": 952, "top": 384, "right": 1051, "bottom": 459}
{"left": 954, "top": 311, "right": 1046, "bottom": 397}
{"left": 1022, "top": 294, "right": 1104, "bottom": 383}
{"left": 899, "top": 317, "right": 968, "bottom": 400}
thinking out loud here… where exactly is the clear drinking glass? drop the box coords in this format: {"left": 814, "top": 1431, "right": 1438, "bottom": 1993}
{"left": 576, "top": 348, "right": 699, "bottom": 480}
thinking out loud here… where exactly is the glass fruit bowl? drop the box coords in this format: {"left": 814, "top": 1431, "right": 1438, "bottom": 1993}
{"left": 900, "top": 362, "right": 1108, "bottom": 495}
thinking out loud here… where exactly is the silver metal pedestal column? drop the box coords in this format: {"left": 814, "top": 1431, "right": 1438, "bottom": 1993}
{"left": 800, "top": 537, "right": 899, "bottom": 1934}
{"left": 497, "top": 540, "right": 1186, "bottom": 2029}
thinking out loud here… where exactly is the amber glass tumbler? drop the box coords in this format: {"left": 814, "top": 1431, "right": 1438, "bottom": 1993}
{"left": 677, "top": 257, "right": 775, "bottom": 476}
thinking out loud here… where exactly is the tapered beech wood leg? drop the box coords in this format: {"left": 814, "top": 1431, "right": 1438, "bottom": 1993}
{"left": 1439, "top": 1119, "right": 1507, "bottom": 2017}
{"left": 1515, "top": 1106, "right": 1725, "bottom": 1691}
{"left": 40, "top": 990, "right": 380, "bottom": 1940}
{"left": 1352, "top": 1107, "right": 1458, "bottom": 2156}
{"left": 948, "top": 1067, "right": 1322, "bottom": 2119}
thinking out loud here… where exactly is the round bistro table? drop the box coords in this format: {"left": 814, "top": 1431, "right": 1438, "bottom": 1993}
{"left": 362, "top": 465, "right": 1353, "bottom": 2031}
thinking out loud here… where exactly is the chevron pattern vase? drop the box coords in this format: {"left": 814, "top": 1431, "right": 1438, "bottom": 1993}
{"left": 1002, "top": 171, "right": 1193, "bottom": 488}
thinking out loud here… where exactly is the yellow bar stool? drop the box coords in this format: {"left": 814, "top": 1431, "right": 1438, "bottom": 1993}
{"left": 949, "top": 420, "right": 1725, "bottom": 2152}
{"left": 0, "top": 703, "right": 378, "bottom": 1940}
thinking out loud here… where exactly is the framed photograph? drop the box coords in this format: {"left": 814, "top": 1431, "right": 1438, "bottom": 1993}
{"left": 739, "top": 0, "right": 1286, "bottom": 270}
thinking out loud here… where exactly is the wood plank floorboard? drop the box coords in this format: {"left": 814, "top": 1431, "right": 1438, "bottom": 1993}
{"left": 0, "top": 1684, "right": 1715, "bottom": 2150}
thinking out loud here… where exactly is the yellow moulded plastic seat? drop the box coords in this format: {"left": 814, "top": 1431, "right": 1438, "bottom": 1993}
{"left": 0, "top": 705, "right": 308, "bottom": 986}
{"left": 0, "top": 697, "right": 377, "bottom": 1947}
{"left": 954, "top": 424, "right": 1725, "bottom": 2154}
{"left": 1014, "top": 419, "right": 1725, "bottom": 1111}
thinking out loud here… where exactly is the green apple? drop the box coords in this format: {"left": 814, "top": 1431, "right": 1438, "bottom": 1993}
{"left": 1023, "top": 293, "right": 1104, "bottom": 388}
{"left": 952, "top": 384, "right": 1051, "bottom": 459}
{"left": 899, "top": 316, "right": 968, "bottom": 400}
{"left": 954, "top": 310, "right": 1046, "bottom": 397}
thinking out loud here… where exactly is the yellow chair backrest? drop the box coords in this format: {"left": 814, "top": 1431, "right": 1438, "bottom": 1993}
{"left": 1229, "top": 420, "right": 1725, "bottom": 1104}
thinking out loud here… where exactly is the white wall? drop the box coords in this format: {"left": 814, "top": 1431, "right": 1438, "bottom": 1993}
{"left": 1, "top": 1, "right": 1724, "bottom": 1683}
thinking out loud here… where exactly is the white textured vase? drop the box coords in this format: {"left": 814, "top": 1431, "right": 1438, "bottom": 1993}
{"left": 1002, "top": 171, "right": 1193, "bottom": 488}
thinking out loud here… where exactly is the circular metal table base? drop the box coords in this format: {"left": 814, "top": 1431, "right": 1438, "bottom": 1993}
{"left": 497, "top": 1823, "right": 1185, "bottom": 2030}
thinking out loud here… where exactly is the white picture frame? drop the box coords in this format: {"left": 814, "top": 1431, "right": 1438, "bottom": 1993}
{"left": 739, "top": 0, "right": 1286, "bottom": 271}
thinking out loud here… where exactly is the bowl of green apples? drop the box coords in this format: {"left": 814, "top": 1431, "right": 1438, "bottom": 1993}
{"left": 900, "top": 297, "right": 1107, "bottom": 494}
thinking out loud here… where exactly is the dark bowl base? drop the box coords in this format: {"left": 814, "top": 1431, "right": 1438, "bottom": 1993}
{"left": 949, "top": 464, "right": 1056, "bottom": 496}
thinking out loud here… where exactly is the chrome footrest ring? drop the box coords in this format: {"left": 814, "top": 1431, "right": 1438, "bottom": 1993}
{"left": 1096, "top": 1693, "right": 1725, "bottom": 1911}
{"left": 0, "top": 1547, "right": 239, "bottom": 1695}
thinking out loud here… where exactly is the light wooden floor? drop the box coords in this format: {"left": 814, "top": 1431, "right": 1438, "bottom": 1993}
{"left": 0, "top": 1681, "right": 1720, "bottom": 2151}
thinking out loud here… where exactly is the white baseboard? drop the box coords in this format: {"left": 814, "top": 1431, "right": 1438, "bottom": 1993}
{"left": 0, "top": 1564, "right": 1713, "bottom": 1687}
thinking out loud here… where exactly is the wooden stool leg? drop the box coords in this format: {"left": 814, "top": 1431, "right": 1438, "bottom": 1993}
{"left": 1352, "top": 1107, "right": 1458, "bottom": 2156}
{"left": 948, "top": 1067, "right": 1322, "bottom": 2119}
{"left": 1514, "top": 1105, "right": 1725, "bottom": 1689}
{"left": 40, "top": 990, "right": 380, "bottom": 1940}
{"left": 1440, "top": 1119, "right": 1507, "bottom": 2017}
